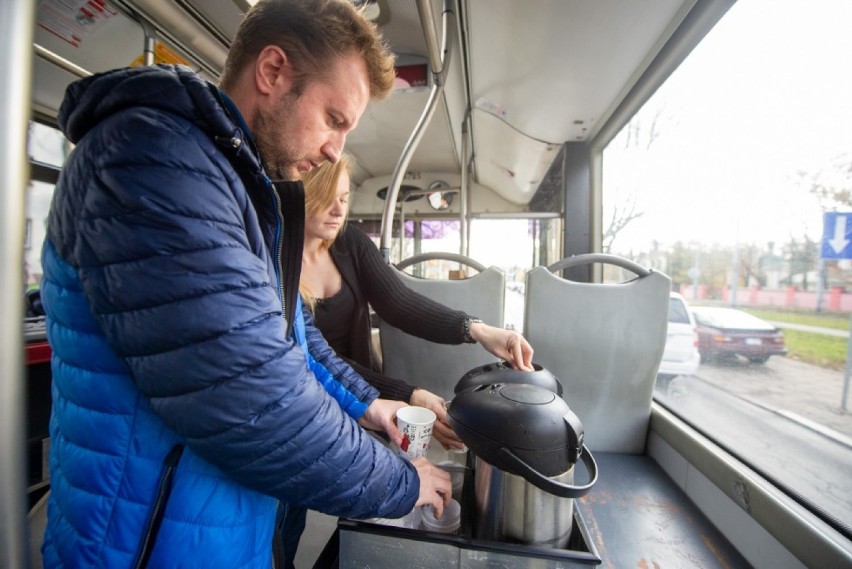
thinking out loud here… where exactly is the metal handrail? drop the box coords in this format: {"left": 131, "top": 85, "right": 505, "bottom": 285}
{"left": 34, "top": 44, "right": 92, "bottom": 78}
{"left": 379, "top": 0, "right": 456, "bottom": 263}
{"left": 2, "top": 2, "right": 35, "bottom": 567}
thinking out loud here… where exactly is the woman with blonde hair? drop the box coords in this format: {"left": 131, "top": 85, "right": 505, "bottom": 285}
{"left": 300, "top": 157, "right": 535, "bottom": 448}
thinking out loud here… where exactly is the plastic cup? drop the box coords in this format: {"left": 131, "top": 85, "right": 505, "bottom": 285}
{"left": 361, "top": 506, "right": 421, "bottom": 529}
{"left": 396, "top": 406, "right": 436, "bottom": 459}
{"left": 420, "top": 499, "right": 461, "bottom": 534}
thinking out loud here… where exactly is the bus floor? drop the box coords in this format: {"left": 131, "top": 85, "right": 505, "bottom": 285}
{"left": 296, "top": 511, "right": 338, "bottom": 568}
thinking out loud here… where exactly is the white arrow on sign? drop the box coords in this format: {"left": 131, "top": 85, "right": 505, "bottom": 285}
{"left": 829, "top": 215, "right": 850, "bottom": 253}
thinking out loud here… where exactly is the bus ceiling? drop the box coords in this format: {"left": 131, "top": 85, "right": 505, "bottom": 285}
{"left": 31, "top": 0, "right": 733, "bottom": 211}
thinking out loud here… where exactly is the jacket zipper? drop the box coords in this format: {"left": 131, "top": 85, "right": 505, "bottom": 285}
{"left": 269, "top": 181, "right": 305, "bottom": 339}
{"left": 132, "top": 444, "right": 185, "bottom": 569}
{"left": 269, "top": 185, "right": 288, "bottom": 332}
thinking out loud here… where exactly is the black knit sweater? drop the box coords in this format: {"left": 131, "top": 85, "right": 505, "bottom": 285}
{"left": 317, "top": 225, "right": 471, "bottom": 402}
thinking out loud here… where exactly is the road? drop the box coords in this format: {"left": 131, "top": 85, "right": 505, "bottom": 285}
{"left": 693, "top": 354, "right": 852, "bottom": 439}
{"left": 655, "top": 357, "right": 852, "bottom": 531}
{"left": 506, "top": 287, "right": 852, "bottom": 524}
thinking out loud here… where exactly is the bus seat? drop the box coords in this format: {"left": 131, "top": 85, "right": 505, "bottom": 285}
{"left": 379, "top": 253, "right": 505, "bottom": 401}
{"left": 523, "top": 254, "right": 670, "bottom": 454}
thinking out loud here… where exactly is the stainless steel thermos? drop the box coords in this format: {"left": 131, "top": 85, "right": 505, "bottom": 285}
{"left": 449, "top": 364, "right": 598, "bottom": 548}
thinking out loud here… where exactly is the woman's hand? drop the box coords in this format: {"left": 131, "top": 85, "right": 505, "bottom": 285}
{"left": 410, "top": 388, "right": 466, "bottom": 450}
{"left": 358, "top": 398, "right": 407, "bottom": 446}
{"left": 470, "top": 322, "right": 534, "bottom": 371}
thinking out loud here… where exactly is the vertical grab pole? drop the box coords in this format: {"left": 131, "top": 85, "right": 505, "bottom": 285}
{"left": 460, "top": 115, "right": 469, "bottom": 259}
{"left": 842, "top": 315, "right": 852, "bottom": 412}
{"left": 1, "top": 1, "right": 35, "bottom": 568}
{"left": 379, "top": 0, "right": 456, "bottom": 263}
{"left": 142, "top": 20, "right": 156, "bottom": 66}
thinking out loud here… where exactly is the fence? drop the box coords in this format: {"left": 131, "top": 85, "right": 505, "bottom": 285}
{"left": 678, "top": 284, "right": 852, "bottom": 313}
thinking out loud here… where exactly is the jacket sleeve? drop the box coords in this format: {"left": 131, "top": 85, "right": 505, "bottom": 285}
{"left": 54, "top": 111, "right": 418, "bottom": 519}
{"left": 297, "top": 297, "right": 376, "bottom": 418}
{"left": 345, "top": 357, "right": 417, "bottom": 403}
{"left": 344, "top": 227, "right": 471, "bottom": 344}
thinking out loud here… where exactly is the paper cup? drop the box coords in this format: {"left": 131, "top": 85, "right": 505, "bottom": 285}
{"left": 396, "top": 406, "right": 436, "bottom": 459}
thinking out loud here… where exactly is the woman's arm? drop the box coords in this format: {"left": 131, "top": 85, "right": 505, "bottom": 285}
{"left": 344, "top": 356, "right": 416, "bottom": 402}
{"left": 342, "top": 227, "right": 469, "bottom": 344}
{"left": 342, "top": 227, "right": 535, "bottom": 370}
{"left": 300, "top": 298, "right": 380, "bottom": 404}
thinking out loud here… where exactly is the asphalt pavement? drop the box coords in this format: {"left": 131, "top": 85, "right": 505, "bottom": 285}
{"left": 690, "top": 352, "right": 852, "bottom": 441}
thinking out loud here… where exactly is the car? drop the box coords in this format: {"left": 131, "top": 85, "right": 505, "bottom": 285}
{"left": 657, "top": 293, "right": 701, "bottom": 379}
{"left": 690, "top": 306, "right": 788, "bottom": 364}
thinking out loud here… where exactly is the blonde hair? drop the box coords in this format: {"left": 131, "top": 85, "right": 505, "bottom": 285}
{"left": 220, "top": 0, "right": 396, "bottom": 100}
{"left": 300, "top": 156, "right": 352, "bottom": 312}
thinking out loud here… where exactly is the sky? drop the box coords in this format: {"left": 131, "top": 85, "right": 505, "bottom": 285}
{"left": 604, "top": 0, "right": 852, "bottom": 252}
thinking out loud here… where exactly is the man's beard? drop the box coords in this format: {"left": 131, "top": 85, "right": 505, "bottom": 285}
{"left": 254, "top": 94, "right": 300, "bottom": 181}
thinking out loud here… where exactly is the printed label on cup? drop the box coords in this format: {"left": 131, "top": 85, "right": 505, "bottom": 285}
{"left": 396, "top": 406, "right": 436, "bottom": 459}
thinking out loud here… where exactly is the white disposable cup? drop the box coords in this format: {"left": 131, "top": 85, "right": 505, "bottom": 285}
{"left": 396, "top": 406, "right": 436, "bottom": 459}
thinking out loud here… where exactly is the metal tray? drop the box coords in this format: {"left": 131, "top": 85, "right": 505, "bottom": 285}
{"left": 337, "top": 458, "right": 601, "bottom": 568}
{"left": 338, "top": 508, "right": 600, "bottom": 568}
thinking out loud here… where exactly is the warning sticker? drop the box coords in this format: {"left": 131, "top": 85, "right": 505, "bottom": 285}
{"left": 130, "top": 43, "right": 190, "bottom": 68}
{"left": 37, "top": 0, "right": 117, "bottom": 48}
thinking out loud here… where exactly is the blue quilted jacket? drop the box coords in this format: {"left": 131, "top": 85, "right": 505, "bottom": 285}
{"left": 40, "top": 65, "right": 419, "bottom": 568}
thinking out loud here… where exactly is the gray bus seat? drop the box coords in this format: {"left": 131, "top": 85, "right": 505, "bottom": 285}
{"left": 523, "top": 254, "right": 670, "bottom": 454}
{"left": 379, "top": 253, "right": 505, "bottom": 401}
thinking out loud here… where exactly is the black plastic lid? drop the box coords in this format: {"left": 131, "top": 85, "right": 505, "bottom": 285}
{"left": 454, "top": 361, "right": 563, "bottom": 396}
{"left": 448, "top": 383, "right": 584, "bottom": 477}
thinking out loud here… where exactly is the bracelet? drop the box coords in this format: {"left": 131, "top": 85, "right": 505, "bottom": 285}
{"left": 462, "top": 318, "right": 483, "bottom": 344}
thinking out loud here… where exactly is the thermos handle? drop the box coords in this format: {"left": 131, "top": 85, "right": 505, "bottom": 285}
{"left": 498, "top": 444, "right": 598, "bottom": 498}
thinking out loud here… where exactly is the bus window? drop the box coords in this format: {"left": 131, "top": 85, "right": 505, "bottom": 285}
{"left": 603, "top": 0, "right": 852, "bottom": 534}
{"left": 24, "top": 181, "right": 54, "bottom": 290}
{"left": 26, "top": 122, "right": 67, "bottom": 290}
{"left": 28, "top": 121, "right": 68, "bottom": 168}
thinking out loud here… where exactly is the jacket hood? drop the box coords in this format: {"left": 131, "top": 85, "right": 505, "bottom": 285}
{"left": 59, "top": 65, "right": 243, "bottom": 150}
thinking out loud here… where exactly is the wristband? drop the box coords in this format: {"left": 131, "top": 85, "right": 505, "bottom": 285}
{"left": 462, "top": 318, "right": 483, "bottom": 344}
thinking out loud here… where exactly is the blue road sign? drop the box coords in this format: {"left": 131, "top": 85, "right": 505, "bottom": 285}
{"left": 821, "top": 212, "right": 852, "bottom": 259}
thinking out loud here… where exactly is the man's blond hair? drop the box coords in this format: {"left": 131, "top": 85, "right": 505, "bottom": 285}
{"left": 220, "top": 0, "right": 396, "bottom": 100}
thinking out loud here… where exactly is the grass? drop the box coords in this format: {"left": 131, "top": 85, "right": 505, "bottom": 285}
{"left": 779, "top": 329, "right": 848, "bottom": 370}
{"left": 738, "top": 308, "right": 850, "bottom": 370}
{"left": 742, "top": 308, "right": 851, "bottom": 331}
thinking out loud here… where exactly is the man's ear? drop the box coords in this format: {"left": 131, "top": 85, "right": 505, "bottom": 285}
{"left": 255, "top": 45, "right": 295, "bottom": 96}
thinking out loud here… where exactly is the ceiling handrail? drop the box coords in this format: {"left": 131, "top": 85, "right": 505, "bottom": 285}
{"left": 379, "top": 0, "right": 456, "bottom": 263}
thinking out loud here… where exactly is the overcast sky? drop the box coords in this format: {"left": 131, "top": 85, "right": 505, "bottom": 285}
{"left": 605, "top": 0, "right": 852, "bottom": 252}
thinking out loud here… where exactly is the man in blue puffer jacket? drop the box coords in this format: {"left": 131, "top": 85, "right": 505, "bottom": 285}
{"left": 39, "top": 1, "right": 451, "bottom": 567}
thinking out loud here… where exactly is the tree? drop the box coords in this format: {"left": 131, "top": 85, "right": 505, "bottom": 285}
{"left": 803, "top": 153, "right": 852, "bottom": 210}
{"left": 603, "top": 107, "right": 668, "bottom": 252}
{"left": 602, "top": 197, "right": 643, "bottom": 254}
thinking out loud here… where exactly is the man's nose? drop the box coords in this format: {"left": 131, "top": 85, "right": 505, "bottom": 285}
{"left": 321, "top": 132, "right": 346, "bottom": 163}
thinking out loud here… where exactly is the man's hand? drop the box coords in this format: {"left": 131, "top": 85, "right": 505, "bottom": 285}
{"left": 411, "top": 456, "right": 452, "bottom": 518}
{"left": 470, "top": 322, "right": 534, "bottom": 371}
{"left": 410, "top": 388, "right": 465, "bottom": 450}
{"left": 358, "top": 399, "right": 407, "bottom": 446}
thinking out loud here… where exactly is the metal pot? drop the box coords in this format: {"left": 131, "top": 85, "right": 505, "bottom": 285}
{"left": 448, "top": 380, "right": 597, "bottom": 548}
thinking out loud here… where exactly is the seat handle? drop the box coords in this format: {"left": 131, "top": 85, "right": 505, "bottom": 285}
{"left": 395, "top": 252, "right": 487, "bottom": 273}
{"left": 546, "top": 253, "right": 651, "bottom": 277}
